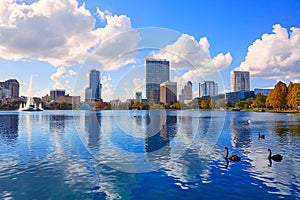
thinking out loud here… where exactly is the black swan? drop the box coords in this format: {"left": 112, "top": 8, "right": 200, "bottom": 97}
{"left": 268, "top": 149, "right": 283, "bottom": 162}
{"left": 225, "top": 147, "right": 241, "bottom": 161}
{"left": 258, "top": 132, "right": 265, "bottom": 139}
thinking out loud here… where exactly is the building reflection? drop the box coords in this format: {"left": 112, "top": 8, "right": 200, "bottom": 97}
{"left": 229, "top": 113, "right": 251, "bottom": 148}
{"left": 0, "top": 114, "right": 19, "bottom": 143}
{"left": 85, "top": 112, "right": 101, "bottom": 149}
{"left": 49, "top": 115, "right": 66, "bottom": 133}
{"left": 144, "top": 113, "right": 177, "bottom": 162}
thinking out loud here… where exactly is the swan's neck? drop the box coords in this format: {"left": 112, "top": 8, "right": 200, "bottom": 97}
{"left": 225, "top": 148, "right": 229, "bottom": 158}
{"left": 268, "top": 150, "right": 272, "bottom": 158}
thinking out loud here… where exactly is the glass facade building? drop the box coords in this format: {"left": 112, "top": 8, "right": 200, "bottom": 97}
{"left": 225, "top": 90, "right": 255, "bottom": 107}
{"left": 50, "top": 89, "right": 65, "bottom": 101}
{"left": 0, "top": 79, "right": 20, "bottom": 99}
{"left": 145, "top": 58, "right": 170, "bottom": 102}
{"left": 86, "top": 69, "right": 102, "bottom": 101}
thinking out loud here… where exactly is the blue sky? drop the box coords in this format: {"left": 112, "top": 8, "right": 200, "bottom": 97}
{"left": 1, "top": 0, "right": 300, "bottom": 101}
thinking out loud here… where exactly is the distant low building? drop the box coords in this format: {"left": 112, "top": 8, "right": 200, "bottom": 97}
{"left": 50, "top": 89, "right": 65, "bottom": 101}
{"left": 55, "top": 95, "right": 81, "bottom": 109}
{"left": 225, "top": 91, "right": 255, "bottom": 107}
{"left": 254, "top": 88, "right": 272, "bottom": 97}
{"left": 110, "top": 99, "right": 122, "bottom": 106}
{"left": 141, "top": 99, "right": 150, "bottom": 103}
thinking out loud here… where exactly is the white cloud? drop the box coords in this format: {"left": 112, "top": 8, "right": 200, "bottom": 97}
{"left": 155, "top": 34, "right": 232, "bottom": 91}
{"left": 0, "top": 0, "right": 101, "bottom": 67}
{"left": 291, "top": 79, "right": 300, "bottom": 83}
{"left": 133, "top": 77, "right": 146, "bottom": 98}
{"left": 155, "top": 34, "right": 232, "bottom": 72}
{"left": 101, "top": 75, "right": 114, "bottom": 101}
{"left": 90, "top": 8, "right": 141, "bottom": 71}
{"left": 50, "top": 67, "right": 76, "bottom": 91}
{"left": 237, "top": 24, "right": 300, "bottom": 80}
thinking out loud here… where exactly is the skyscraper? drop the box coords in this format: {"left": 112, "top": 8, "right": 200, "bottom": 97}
{"left": 135, "top": 91, "right": 142, "bottom": 102}
{"left": 199, "top": 81, "right": 218, "bottom": 97}
{"left": 86, "top": 69, "right": 102, "bottom": 102}
{"left": 146, "top": 58, "right": 170, "bottom": 102}
{"left": 2, "top": 79, "right": 19, "bottom": 99}
{"left": 160, "top": 81, "right": 177, "bottom": 103}
{"left": 179, "top": 81, "right": 193, "bottom": 102}
{"left": 230, "top": 71, "right": 250, "bottom": 92}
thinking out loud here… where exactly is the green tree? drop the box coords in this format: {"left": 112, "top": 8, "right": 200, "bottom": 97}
{"left": 215, "top": 99, "right": 226, "bottom": 109}
{"left": 291, "top": 87, "right": 300, "bottom": 109}
{"left": 266, "top": 81, "right": 287, "bottom": 109}
{"left": 187, "top": 98, "right": 201, "bottom": 109}
{"left": 287, "top": 82, "right": 295, "bottom": 107}
{"left": 226, "top": 100, "right": 232, "bottom": 108}
{"left": 209, "top": 99, "right": 216, "bottom": 109}
{"left": 201, "top": 100, "right": 210, "bottom": 109}
{"left": 253, "top": 94, "right": 267, "bottom": 108}
{"left": 235, "top": 100, "right": 247, "bottom": 109}
{"left": 266, "top": 89, "right": 274, "bottom": 108}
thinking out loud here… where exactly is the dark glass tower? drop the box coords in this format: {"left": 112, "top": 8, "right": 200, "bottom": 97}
{"left": 145, "top": 58, "right": 170, "bottom": 102}
{"left": 86, "top": 69, "right": 102, "bottom": 101}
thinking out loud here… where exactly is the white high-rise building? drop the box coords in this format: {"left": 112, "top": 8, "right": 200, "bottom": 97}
{"left": 179, "top": 81, "right": 193, "bottom": 102}
{"left": 230, "top": 71, "right": 250, "bottom": 92}
{"left": 199, "top": 81, "right": 218, "bottom": 97}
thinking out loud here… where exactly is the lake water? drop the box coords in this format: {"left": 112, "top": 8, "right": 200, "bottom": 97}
{"left": 0, "top": 110, "right": 299, "bottom": 199}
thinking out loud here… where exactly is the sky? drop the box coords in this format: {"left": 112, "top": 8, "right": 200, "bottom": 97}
{"left": 0, "top": 0, "right": 300, "bottom": 101}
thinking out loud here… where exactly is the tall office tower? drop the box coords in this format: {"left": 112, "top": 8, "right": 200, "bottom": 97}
{"left": 179, "top": 81, "right": 193, "bottom": 102}
{"left": 86, "top": 69, "right": 102, "bottom": 101}
{"left": 135, "top": 91, "right": 142, "bottom": 102}
{"left": 160, "top": 81, "right": 177, "bottom": 103}
{"left": 4, "top": 79, "right": 19, "bottom": 99}
{"left": 50, "top": 89, "right": 65, "bottom": 101}
{"left": 199, "top": 81, "right": 218, "bottom": 97}
{"left": 145, "top": 58, "right": 170, "bottom": 102}
{"left": 230, "top": 71, "right": 250, "bottom": 92}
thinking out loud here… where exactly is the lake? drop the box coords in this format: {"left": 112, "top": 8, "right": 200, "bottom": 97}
{"left": 0, "top": 110, "right": 299, "bottom": 199}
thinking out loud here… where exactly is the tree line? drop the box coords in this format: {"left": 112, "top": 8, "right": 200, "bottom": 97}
{"left": 234, "top": 81, "right": 300, "bottom": 110}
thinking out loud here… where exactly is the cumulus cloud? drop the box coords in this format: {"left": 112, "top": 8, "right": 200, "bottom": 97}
{"left": 90, "top": 8, "right": 141, "bottom": 71}
{"left": 50, "top": 67, "right": 76, "bottom": 90}
{"left": 155, "top": 34, "right": 232, "bottom": 90}
{"left": 0, "top": 0, "right": 102, "bottom": 67}
{"left": 155, "top": 34, "right": 232, "bottom": 71}
{"left": 133, "top": 77, "right": 146, "bottom": 98}
{"left": 101, "top": 75, "right": 113, "bottom": 101}
{"left": 237, "top": 24, "right": 300, "bottom": 80}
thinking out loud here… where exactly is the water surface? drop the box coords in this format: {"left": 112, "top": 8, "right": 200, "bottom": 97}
{"left": 0, "top": 110, "right": 299, "bottom": 199}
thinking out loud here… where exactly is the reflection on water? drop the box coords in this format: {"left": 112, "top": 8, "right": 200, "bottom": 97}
{"left": 230, "top": 112, "right": 251, "bottom": 148}
{"left": 0, "top": 110, "right": 299, "bottom": 199}
{"left": 0, "top": 114, "right": 19, "bottom": 143}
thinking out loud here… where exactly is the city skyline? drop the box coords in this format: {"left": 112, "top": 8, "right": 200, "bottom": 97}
{"left": 0, "top": 0, "right": 300, "bottom": 102}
